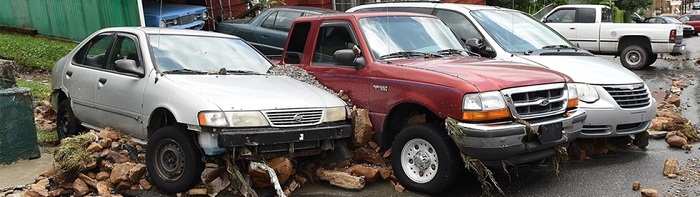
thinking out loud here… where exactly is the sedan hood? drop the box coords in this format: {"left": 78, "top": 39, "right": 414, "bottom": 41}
{"left": 392, "top": 57, "right": 567, "bottom": 91}
{"left": 514, "top": 55, "right": 643, "bottom": 85}
{"left": 164, "top": 75, "right": 344, "bottom": 110}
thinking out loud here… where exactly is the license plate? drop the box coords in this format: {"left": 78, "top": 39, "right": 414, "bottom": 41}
{"left": 538, "top": 122, "right": 563, "bottom": 143}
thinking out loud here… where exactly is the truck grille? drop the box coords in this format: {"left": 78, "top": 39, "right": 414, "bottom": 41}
{"left": 603, "top": 84, "right": 650, "bottom": 109}
{"left": 177, "top": 14, "right": 199, "bottom": 25}
{"left": 263, "top": 109, "right": 323, "bottom": 127}
{"left": 502, "top": 83, "right": 567, "bottom": 120}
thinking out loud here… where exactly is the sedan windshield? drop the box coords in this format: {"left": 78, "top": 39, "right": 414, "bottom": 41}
{"left": 358, "top": 16, "right": 466, "bottom": 60}
{"left": 148, "top": 35, "right": 272, "bottom": 74}
{"left": 471, "top": 10, "right": 573, "bottom": 53}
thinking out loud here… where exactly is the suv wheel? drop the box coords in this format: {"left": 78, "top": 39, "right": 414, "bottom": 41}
{"left": 146, "top": 125, "right": 204, "bottom": 193}
{"left": 391, "top": 124, "right": 461, "bottom": 194}
{"left": 620, "top": 45, "right": 649, "bottom": 70}
{"left": 56, "top": 99, "right": 85, "bottom": 140}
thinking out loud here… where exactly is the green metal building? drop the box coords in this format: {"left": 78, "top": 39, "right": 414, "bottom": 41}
{"left": 0, "top": 0, "right": 143, "bottom": 41}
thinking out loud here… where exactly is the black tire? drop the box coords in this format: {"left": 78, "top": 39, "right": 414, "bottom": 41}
{"left": 633, "top": 131, "right": 650, "bottom": 149}
{"left": 620, "top": 45, "right": 649, "bottom": 70}
{"left": 647, "top": 53, "right": 658, "bottom": 66}
{"left": 56, "top": 99, "right": 85, "bottom": 140}
{"left": 146, "top": 125, "right": 204, "bottom": 193}
{"left": 391, "top": 124, "right": 462, "bottom": 194}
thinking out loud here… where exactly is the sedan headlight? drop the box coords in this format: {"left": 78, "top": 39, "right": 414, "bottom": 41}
{"left": 198, "top": 111, "right": 228, "bottom": 127}
{"left": 573, "top": 83, "right": 599, "bottom": 103}
{"left": 323, "top": 106, "right": 348, "bottom": 122}
{"left": 226, "top": 111, "right": 270, "bottom": 127}
{"left": 566, "top": 83, "right": 580, "bottom": 109}
{"left": 462, "top": 91, "right": 510, "bottom": 121}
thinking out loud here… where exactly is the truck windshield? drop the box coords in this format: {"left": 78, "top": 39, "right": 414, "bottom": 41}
{"left": 471, "top": 10, "right": 573, "bottom": 53}
{"left": 149, "top": 35, "right": 272, "bottom": 74}
{"left": 358, "top": 16, "right": 465, "bottom": 60}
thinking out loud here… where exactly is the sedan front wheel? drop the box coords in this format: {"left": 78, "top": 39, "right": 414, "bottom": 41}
{"left": 146, "top": 125, "right": 204, "bottom": 193}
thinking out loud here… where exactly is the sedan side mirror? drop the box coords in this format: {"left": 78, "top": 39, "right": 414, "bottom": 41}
{"left": 333, "top": 49, "right": 365, "bottom": 69}
{"left": 115, "top": 59, "right": 145, "bottom": 77}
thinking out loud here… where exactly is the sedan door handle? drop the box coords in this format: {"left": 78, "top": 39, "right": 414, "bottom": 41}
{"left": 66, "top": 70, "right": 73, "bottom": 77}
{"left": 98, "top": 78, "right": 107, "bottom": 84}
{"left": 569, "top": 27, "right": 576, "bottom": 30}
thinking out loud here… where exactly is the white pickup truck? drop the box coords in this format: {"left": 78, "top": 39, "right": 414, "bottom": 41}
{"left": 541, "top": 5, "right": 685, "bottom": 69}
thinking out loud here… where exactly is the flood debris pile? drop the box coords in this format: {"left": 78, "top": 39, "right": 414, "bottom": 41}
{"left": 25, "top": 128, "right": 150, "bottom": 197}
{"left": 668, "top": 157, "right": 700, "bottom": 196}
{"left": 649, "top": 77, "right": 700, "bottom": 150}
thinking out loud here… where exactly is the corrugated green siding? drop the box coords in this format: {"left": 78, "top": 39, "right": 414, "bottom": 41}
{"left": 0, "top": 0, "right": 140, "bottom": 41}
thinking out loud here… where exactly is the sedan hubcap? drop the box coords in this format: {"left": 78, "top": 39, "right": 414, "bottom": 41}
{"left": 401, "top": 138, "right": 438, "bottom": 183}
{"left": 155, "top": 139, "right": 185, "bottom": 181}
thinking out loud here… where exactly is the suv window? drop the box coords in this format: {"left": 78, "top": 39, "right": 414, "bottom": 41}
{"left": 73, "top": 34, "right": 113, "bottom": 68}
{"left": 313, "top": 23, "right": 356, "bottom": 64}
{"left": 261, "top": 11, "right": 278, "bottom": 29}
{"left": 274, "top": 11, "right": 302, "bottom": 31}
{"left": 577, "top": 8, "right": 596, "bottom": 23}
{"left": 435, "top": 9, "right": 482, "bottom": 41}
{"left": 546, "top": 9, "right": 576, "bottom": 23}
{"left": 107, "top": 35, "right": 140, "bottom": 71}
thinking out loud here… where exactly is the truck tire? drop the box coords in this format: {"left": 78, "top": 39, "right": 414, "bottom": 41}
{"left": 56, "top": 99, "right": 85, "bottom": 140}
{"left": 147, "top": 125, "right": 204, "bottom": 193}
{"left": 391, "top": 124, "right": 461, "bottom": 194}
{"left": 620, "top": 45, "right": 649, "bottom": 70}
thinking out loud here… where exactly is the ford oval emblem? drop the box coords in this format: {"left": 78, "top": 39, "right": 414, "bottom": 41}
{"left": 539, "top": 99, "right": 550, "bottom": 106}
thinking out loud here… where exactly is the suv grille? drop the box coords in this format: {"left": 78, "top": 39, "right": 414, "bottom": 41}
{"left": 264, "top": 109, "right": 323, "bottom": 127}
{"left": 603, "top": 84, "right": 650, "bottom": 109}
{"left": 502, "top": 83, "right": 567, "bottom": 120}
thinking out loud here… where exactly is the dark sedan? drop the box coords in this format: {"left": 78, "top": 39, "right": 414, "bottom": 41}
{"left": 216, "top": 6, "right": 338, "bottom": 55}
{"left": 679, "top": 14, "right": 700, "bottom": 36}
{"left": 643, "top": 16, "right": 695, "bottom": 37}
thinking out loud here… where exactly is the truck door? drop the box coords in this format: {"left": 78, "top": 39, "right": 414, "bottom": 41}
{"left": 544, "top": 8, "right": 577, "bottom": 39}
{"left": 574, "top": 7, "right": 602, "bottom": 52}
{"left": 307, "top": 21, "right": 370, "bottom": 108}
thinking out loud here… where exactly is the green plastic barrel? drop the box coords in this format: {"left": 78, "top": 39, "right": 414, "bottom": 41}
{"left": 0, "top": 87, "right": 41, "bottom": 164}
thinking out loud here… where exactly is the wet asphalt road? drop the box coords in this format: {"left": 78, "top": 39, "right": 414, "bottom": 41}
{"left": 293, "top": 37, "right": 700, "bottom": 196}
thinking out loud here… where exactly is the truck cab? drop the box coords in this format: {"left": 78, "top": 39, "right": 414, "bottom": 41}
{"left": 279, "top": 12, "right": 586, "bottom": 194}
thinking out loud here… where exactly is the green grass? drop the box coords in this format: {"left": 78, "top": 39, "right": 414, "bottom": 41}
{"left": 0, "top": 31, "right": 76, "bottom": 69}
{"left": 16, "top": 79, "right": 51, "bottom": 101}
{"left": 37, "top": 128, "right": 59, "bottom": 145}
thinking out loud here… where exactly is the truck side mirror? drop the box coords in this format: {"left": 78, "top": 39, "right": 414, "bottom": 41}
{"left": 333, "top": 49, "right": 365, "bottom": 69}
{"left": 114, "top": 59, "right": 144, "bottom": 77}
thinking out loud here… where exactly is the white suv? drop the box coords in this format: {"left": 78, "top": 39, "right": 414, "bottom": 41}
{"left": 349, "top": 3, "right": 656, "bottom": 147}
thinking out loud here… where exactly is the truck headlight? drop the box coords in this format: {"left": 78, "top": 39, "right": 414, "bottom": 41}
{"left": 566, "top": 83, "right": 580, "bottom": 109}
{"left": 226, "top": 111, "right": 270, "bottom": 127}
{"left": 323, "top": 106, "right": 347, "bottom": 122}
{"left": 198, "top": 112, "right": 228, "bottom": 127}
{"left": 202, "top": 11, "right": 209, "bottom": 20}
{"left": 573, "top": 83, "right": 599, "bottom": 103}
{"left": 159, "top": 20, "right": 166, "bottom": 27}
{"left": 462, "top": 91, "right": 510, "bottom": 121}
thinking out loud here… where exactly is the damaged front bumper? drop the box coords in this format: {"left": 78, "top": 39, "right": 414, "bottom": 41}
{"left": 453, "top": 109, "right": 586, "bottom": 166}
{"left": 198, "top": 122, "right": 352, "bottom": 157}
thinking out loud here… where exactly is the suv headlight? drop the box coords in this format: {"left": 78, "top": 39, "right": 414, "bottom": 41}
{"left": 566, "top": 83, "right": 580, "bottom": 109}
{"left": 462, "top": 91, "right": 510, "bottom": 121}
{"left": 323, "top": 106, "right": 347, "bottom": 122}
{"left": 198, "top": 111, "right": 228, "bottom": 127}
{"left": 226, "top": 111, "right": 270, "bottom": 127}
{"left": 573, "top": 83, "right": 599, "bottom": 103}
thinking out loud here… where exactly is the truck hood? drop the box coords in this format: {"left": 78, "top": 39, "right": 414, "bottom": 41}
{"left": 142, "top": 2, "right": 206, "bottom": 19}
{"left": 163, "top": 75, "right": 344, "bottom": 110}
{"left": 514, "top": 55, "right": 643, "bottom": 85}
{"left": 392, "top": 57, "right": 567, "bottom": 91}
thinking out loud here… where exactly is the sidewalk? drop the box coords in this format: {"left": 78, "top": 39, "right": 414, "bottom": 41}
{"left": 0, "top": 153, "right": 54, "bottom": 189}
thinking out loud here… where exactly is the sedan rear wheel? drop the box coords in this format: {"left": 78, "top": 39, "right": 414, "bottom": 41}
{"left": 56, "top": 99, "right": 85, "bottom": 140}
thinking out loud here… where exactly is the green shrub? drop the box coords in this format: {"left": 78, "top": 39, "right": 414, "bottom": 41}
{"left": 0, "top": 32, "right": 76, "bottom": 69}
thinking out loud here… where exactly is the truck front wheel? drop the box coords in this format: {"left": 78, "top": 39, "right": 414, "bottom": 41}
{"left": 391, "top": 124, "right": 461, "bottom": 194}
{"left": 620, "top": 45, "right": 649, "bottom": 70}
{"left": 146, "top": 125, "right": 204, "bottom": 193}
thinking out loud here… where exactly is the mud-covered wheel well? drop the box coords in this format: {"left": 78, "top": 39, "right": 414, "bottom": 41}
{"left": 618, "top": 36, "right": 652, "bottom": 53}
{"left": 148, "top": 108, "right": 178, "bottom": 138}
{"left": 380, "top": 103, "right": 441, "bottom": 149}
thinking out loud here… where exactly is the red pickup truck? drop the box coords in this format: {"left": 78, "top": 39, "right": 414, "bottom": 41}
{"left": 278, "top": 12, "right": 586, "bottom": 193}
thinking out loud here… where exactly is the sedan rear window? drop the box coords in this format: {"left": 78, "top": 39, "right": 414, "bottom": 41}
{"left": 149, "top": 35, "right": 272, "bottom": 73}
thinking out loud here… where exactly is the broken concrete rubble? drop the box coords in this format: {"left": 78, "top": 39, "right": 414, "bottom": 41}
{"left": 316, "top": 168, "right": 366, "bottom": 190}
{"left": 632, "top": 181, "right": 641, "bottom": 191}
{"left": 663, "top": 157, "right": 678, "bottom": 177}
{"left": 641, "top": 188, "right": 658, "bottom": 197}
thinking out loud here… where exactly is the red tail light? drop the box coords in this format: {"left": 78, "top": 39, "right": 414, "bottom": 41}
{"left": 670, "top": 29, "right": 676, "bottom": 42}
